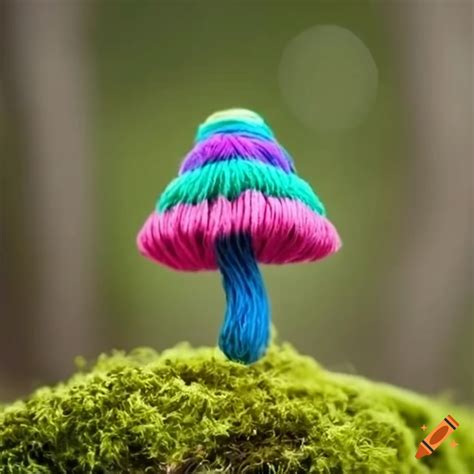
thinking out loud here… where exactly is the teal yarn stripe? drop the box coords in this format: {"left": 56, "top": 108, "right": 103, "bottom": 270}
{"left": 157, "top": 159, "right": 326, "bottom": 215}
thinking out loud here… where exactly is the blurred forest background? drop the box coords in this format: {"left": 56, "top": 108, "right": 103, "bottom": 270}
{"left": 0, "top": 0, "right": 472, "bottom": 403}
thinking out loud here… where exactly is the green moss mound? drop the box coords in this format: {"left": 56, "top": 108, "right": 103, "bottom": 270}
{"left": 0, "top": 344, "right": 473, "bottom": 473}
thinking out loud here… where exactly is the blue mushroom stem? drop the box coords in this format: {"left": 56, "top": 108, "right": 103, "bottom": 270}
{"left": 215, "top": 233, "right": 270, "bottom": 364}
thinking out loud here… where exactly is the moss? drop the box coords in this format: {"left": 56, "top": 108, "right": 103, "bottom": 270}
{"left": 0, "top": 344, "right": 473, "bottom": 473}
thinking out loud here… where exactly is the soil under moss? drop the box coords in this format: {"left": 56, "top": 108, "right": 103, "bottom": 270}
{"left": 0, "top": 343, "right": 473, "bottom": 473}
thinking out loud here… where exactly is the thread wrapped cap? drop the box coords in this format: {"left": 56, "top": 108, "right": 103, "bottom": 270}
{"left": 137, "top": 109, "right": 341, "bottom": 271}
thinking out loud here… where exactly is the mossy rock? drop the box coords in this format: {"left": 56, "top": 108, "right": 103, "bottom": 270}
{"left": 0, "top": 344, "right": 472, "bottom": 473}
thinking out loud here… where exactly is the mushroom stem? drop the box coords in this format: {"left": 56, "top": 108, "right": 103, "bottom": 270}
{"left": 215, "top": 233, "right": 270, "bottom": 364}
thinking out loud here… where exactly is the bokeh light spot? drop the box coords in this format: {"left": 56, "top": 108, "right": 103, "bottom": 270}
{"left": 279, "top": 25, "right": 378, "bottom": 132}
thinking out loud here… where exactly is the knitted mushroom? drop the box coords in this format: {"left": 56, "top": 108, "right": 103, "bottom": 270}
{"left": 137, "top": 109, "right": 341, "bottom": 364}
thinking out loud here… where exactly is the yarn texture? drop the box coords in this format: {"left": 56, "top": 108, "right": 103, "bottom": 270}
{"left": 179, "top": 134, "right": 295, "bottom": 174}
{"left": 140, "top": 191, "right": 339, "bottom": 271}
{"left": 1, "top": 343, "right": 472, "bottom": 473}
{"left": 216, "top": 233, "right": 270, "bottom": 364}
{"left": 158, "top": 159, "right": 324, "bottom": 214}
{"left": 137, "top": 109, "right": 341, "bottom": 363}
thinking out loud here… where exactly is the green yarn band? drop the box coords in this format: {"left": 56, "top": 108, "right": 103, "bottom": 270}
{"left": 204, "top": 108, "right": 265, "bottom": 126}
{"left": 157, "top": 159, "right": 325, "bottom": 215}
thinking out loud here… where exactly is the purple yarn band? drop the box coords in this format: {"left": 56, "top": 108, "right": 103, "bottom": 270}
{"left": 179, "top": 134, "right": 295, "bottom": 175}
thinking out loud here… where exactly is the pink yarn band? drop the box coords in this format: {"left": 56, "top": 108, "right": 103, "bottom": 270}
{"left": 137, "top": 191, "right": 341, "bottom": 271}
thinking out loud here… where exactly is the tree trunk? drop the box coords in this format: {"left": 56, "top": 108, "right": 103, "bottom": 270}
{"left": 1, "top": 0, "right": 99, "bottom": 389}
{"left": 379, "top": 1, "right": 472, "bottom": 396}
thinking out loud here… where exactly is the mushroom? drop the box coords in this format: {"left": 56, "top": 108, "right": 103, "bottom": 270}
{"left": 137, "top": 109, "right": 341, "bottom": 364}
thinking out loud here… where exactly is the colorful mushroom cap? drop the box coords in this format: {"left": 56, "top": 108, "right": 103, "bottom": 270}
{"left": 137, "top": 109, "right": 341, "bottom": 365}
{"left": 138, "top": 109, "right": 341, "bottom": 271}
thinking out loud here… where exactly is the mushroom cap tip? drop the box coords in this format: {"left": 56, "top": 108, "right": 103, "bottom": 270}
{"left": 204, "top": 108, "right": 265, "bottom": 125}
{"left": 197, "top": 109, "right": 273, "bottom": 143}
